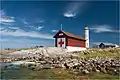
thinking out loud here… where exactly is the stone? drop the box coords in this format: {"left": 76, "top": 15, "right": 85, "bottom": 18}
{"left": 27, "top": 64, "right": 36, "bottom": 68}
{"left": 100, "top": 68, "right": 107, "bottom": 73}
{"left": 82, "top": 69, "right": 90, "bottom": 74}
{"left": 39, "top": 61, "right": 47, "bottom": 64}
{"left": 64, "top": 63, "right": 69, "bottom": 69}
{"left": 29, "top": 66, "right": 36, "bottom": 70}
{"left": 46, "top": 60, "right": 53, "bottom": 64}
{"left": 41, "top": 64, "right": 53, "bottom": 69}
{"left": 95, "top": 69, "right": 100, "bottom": 73}
{"left": 35, "top": 65, "right": 43, "bottom": 70}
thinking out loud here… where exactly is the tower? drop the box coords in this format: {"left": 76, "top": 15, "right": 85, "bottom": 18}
{"left": 84, "top": 26, "right": 89, "bottom": 48}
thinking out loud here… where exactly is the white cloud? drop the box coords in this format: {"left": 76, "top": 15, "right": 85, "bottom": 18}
{"left": 1, "top": 28, "right": 53, "bottom": 39}
{"left": 26, "top": 25, "right": 44, "bottom": 31}
{"left": 0, "top": 17, "right": 15, "bottom": 23}
{"left": 64, "top": 12, "right": 76, "bottom": 18}
{"left": 51, "top": 30, "right": 58, "bottom": 32}
{"left": 39, "top": 20, "right": 44, "bottom": 23}
{"left": 23, "top": 20, "right": 28, "bottom": 25}
{"left": 8, "top": 27, "right": 20, "bottom": 30}
{"left": 22, "top": 19, "right": 29, "bottom": 25}
{"left": 0, "top": 10, "right": 15, "bottom": 23}
{"left": 1, "top": 22, "right": 12, "bottom": 25}
{"left": 36, "top": 26, "right": 44, "bottom": 30}
{"left": 90, "top": 24, "right": 119, "bottom": 33}
{"left": 0, "top": 27, "right": 5, "bottom": 30}
{"left": 63, "top": 2, "right": 85, "bottom": 18}
{"left": 22, "top": 19, "right": 44, "bottom": 31}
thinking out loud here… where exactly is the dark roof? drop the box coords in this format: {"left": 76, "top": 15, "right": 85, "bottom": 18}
{"left": 99, "top": 43, "right": 116, "bottom": 46}
{"left": 54, "top": 30, "right": 85, "bottom": 40}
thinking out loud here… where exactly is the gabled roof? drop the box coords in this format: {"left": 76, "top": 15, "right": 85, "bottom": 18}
{"left": 54, "top": 30, "right": 85, "bottom": 40}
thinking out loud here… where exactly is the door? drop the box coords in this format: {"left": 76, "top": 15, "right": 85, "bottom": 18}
{"left": 57, "top": 38, "right": 66, "bottom": 48}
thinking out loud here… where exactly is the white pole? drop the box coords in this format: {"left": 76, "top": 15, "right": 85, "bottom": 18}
{"left": 61, "top": 24, "right": 62, "bottom": 30}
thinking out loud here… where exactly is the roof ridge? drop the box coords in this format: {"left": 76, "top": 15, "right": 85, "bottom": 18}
{"left": 61, "top": 30, "right": 85, "bottom": 40}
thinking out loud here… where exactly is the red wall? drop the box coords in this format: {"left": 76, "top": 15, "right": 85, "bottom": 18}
{"left": 67, "top": 38, "right": 85, "bottom": 47}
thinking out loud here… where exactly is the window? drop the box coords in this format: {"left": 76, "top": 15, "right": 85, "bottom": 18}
{"left": 59, "top": 33, "right": 63, "bottom": 36}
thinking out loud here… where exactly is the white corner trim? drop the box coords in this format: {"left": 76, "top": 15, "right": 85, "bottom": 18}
{"left": 66, "top": 46, "right": 86, "bottom": 52}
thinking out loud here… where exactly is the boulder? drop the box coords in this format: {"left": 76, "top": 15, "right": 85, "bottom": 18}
{"left": 39, "top": 61, "right": 47, "bottom": 64}
{"left": 100, "top": 68, "right": 107, "bottom": 73}
{"left": 35, "top": 65, "right": 43, "bottom": 70}
{"left": 41, "top": 64, "right": 53, "bottom": 69}
{"left": 82, "top": 69, "right": 90, "bottom": 74}
{"left": 29, "top": 66, "right": 36, "bottom": 70}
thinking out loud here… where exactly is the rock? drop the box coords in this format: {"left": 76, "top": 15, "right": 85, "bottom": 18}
{"left": 82, "top": 69, "right": 90, "bottom": 74}
{"left": 46, "top": 60, "right": 53, "bottom": 64}
{"left": 35, "top": 65, "right": 43, "bottom": 70}
{"left": 39, "top": 61, "right": 47, "bottom": 64}
{"left": 64, "top": 63, "right": 69, "bottom": 69}
{"left": 67, "top": 63, "right": 74, "bottom": 68}
{"left": 42, "top": 64, "right": 53, "bottom": 69}
{"left": 95, "top": 69, "right": 100, "bottom": 73}
{"left": 100, "top": 68, "right": 107, "bottom": 73}
{"left": 29, "top": 66, "right": 36, "bottom": 70}
{"left": 27, "top": 64, "right": 36, "bottom": 68}
{"left": 53, "top": 64, "right": 65, "bottom": 68}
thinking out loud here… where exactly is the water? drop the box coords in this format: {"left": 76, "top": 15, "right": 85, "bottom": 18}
{"left": 1, "top": 67, "right": 31, "bottom": 79}
{"left": 0, "top": 61, "right": 36, "bottom": 79}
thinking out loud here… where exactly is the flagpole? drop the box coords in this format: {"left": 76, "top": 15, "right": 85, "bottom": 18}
{"left": 61, "top": 24, "right": 62, "bottom": 31}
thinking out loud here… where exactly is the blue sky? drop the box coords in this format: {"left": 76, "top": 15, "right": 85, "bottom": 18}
{"left": 0, "top": 1, "right": 119, "bottom": 49}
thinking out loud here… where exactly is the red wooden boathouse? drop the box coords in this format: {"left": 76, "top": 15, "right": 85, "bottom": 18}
{"left": 53, "top": 30, "right": 86, "bottom": 52}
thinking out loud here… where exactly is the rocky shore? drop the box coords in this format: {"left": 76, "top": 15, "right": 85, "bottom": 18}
{"left": 18, "top": 57, "right": 119, "bottom": 75}
{"left": 1, "top": 47, "right": 120, "bottom": 75}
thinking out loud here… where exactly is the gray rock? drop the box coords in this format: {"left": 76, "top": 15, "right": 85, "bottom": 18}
{"left": 82, "top": 69, "right": 90, "bottom": 74}
{"left": 39, "top": 61, "right": 47, "bottom": 64}
{"left": 35, "top": 65, "right": 43, "bottom": 70}
{"left": 100, "top": 68, "right": 107, "bottom": 73}
{"left": 95, "top": 69, "right": 100, "bottom": 73}
{"left": 29, "top": 66, "right": 36, "bottom": 70}
{"left": 41, "top": 64, "right": 53, "bottom": 69}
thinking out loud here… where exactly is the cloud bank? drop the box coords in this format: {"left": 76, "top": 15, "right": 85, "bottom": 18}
{"left": 1, "top": 28, "right": 53, "bottom": 39}
{"left": 1, "top": 38, "right": 54, "bottom": 49}
{"left": 0, "top": 10, "right": 15, "bottom": 23}
{"left": 90, "top": 24, "right": 119, "bottom": 33}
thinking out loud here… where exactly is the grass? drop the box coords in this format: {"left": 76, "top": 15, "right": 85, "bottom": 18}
{"left": 1, "top": 68, "right": 119, "bottom": 80}
{"left": 78, "top": 48, "right": 120, "bottom": 59}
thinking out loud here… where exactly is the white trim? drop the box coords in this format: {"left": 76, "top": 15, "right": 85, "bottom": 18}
{"left": 66, "top": 46, "right": 86, "bottom": 52}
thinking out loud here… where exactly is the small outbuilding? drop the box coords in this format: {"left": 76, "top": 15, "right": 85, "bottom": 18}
{"left": 99, "top": 43, "right": 119, "bottom": 48}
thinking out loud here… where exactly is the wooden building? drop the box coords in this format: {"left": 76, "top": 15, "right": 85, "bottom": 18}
{"left": 53, "top": 30, "right": 86, "bottom": 52}
{"left": 99, "top": 43, "right": 119, "bottom": 48}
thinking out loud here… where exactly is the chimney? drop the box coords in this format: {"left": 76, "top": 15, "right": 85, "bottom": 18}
{"left": 84, "top": 26, "right": 89, "bottom": 48}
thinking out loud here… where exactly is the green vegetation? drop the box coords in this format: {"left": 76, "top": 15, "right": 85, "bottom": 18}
{"left": 1, "top": 68, "right": 119, "bottom": 80}
{"left": 78, "top": 48, "right": 120, "bottom": 59}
